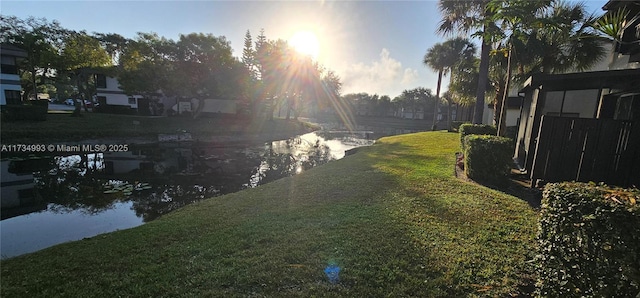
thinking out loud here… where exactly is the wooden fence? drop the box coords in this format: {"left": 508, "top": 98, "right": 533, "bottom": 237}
{"left": 530, "top": 116, "right": 640, "bottom": 187}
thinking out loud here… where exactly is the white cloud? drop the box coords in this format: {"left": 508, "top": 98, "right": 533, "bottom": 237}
{"left": 401, "top": 68, "right": 419, "bottom": 85}
{"left": 339, "top": 48, "right": 419, "bottom": 97}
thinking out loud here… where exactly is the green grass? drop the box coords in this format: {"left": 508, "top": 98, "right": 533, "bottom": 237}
{"left": 0, "top": 112, "right": 316, "bottom": 144}
{"left": 0, "top": 131, "right": 538, "bottom": 297}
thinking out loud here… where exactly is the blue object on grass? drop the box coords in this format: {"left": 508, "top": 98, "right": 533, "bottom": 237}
{"left": 324, "top": 265, "right": 341, "bottom": 284}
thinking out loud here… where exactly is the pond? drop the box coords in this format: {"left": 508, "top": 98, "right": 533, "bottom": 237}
{"left": 0, "top": 129, "right": 377, "bottom": 259}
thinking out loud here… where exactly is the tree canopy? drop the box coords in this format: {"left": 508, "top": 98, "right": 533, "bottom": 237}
{"left": 0, "top": 15, "right": 342, "bottom": 120}
{"left": 434, "top": 0, "right": 609, "bottom": 128}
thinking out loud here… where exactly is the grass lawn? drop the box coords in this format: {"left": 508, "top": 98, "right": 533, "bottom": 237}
{"left": 0, "top": 112, "right": 315, "bottom": 144}
{"left": 0, "top": 131, "right": 538, "bottom": 297}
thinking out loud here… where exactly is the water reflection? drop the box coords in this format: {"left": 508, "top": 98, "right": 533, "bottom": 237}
{"left": 0, "top": 131, "right": 374, "bottom": 258}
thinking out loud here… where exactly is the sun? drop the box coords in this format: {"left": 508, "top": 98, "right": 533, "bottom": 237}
{"left": 289, "top": 30, "right": 319, "bottom": 60}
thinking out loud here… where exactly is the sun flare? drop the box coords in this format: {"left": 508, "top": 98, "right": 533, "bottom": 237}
{"left": 289, "top": 30, "right": 319, "bottom": 60}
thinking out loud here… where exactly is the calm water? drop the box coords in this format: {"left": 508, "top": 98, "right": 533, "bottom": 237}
{"left": 0, "top": 130, "right": 376, "bottom": 259}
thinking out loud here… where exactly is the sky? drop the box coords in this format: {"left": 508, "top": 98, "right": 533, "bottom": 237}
{"left": 1, "top": 0, "right": 609, "bottom": 98}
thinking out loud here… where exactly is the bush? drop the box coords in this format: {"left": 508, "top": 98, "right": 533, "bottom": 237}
{"left": 463, "top": 134, "right": 513, "bottom": 184}
{"left": 96, "top": 104, "right": 136, "bottom": 115}
{"left": 537, "top": 182, "right": 640, "bottom": 297}
{"left": 31, "top": 100, "right": 49, "bottom": 108}
{"left": 450, "top": 121, "right": 470, "bottom": 132}
{"left": 1, "top": 104, "right": 47, "bottom": 122}
{"left": 459, "top": 124, "right": 496, "bottom": 150}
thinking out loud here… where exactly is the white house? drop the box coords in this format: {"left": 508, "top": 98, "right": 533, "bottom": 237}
{"left": 94, "top": 74, "right": 144, "bottom": 109}
{"left": 482, "top": 96, "right": 523, "bottom": 127}
{"left": 95, "top": 74, "right": 238, "bottom": 116}
{"left": 396, "top": 107, "right": 426, "bottom": 120}
{"left": 1, "top": 44, "right": 27, "bottom": 105}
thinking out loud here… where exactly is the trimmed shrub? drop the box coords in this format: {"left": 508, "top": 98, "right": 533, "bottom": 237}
{"left": 96, "top": 104, "right": 136, "bottom": 115}
{"left": 1, "top": 104, "right": 47, "bottom": 121}
{"left": 536, "top": 182, "right": 640, "bottom": 297}
{"left": 459, "top": 124, "right": 496, "bottom": 150}
{"left": 31, "top": 100, "right": 49, "bottom": 108}
{"left": 450, "top": 121, "right": 470, "bottom": 132}
{"left": 463, "top": 134, "right": 513, "bottom": 184}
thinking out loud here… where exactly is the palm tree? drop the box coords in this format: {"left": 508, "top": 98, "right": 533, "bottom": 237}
{"left": 424, "top": 38, "right": 476, "bottom": 130}
{"left": 486, "top": 0, "right": 544, "bottom": 135}
{"left": 481, "top": 0, "right": 606, "bottom": 135}
{"left": 438, "top": 0, "right": 496, "bottom": 124}
{"left": 424, "top": 42, "right": 449, "bottom": 130}
{"left": 521, "top": 1, "right": 608, "bottom": 75}
{"left": 442, "top": 38, "right": 476, "bottom": 129}
{"left": 592, "top": 6, "right": 639, "bottom": 68}
{"left": 449, "top": 56, "right": 482, "bottom": 121}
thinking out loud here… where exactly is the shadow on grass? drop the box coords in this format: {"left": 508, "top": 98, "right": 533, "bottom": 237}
{"left": 481, "top": 179, "right": 542, "bottom": 209}
{"left": 362, "top": 138, "right": 538, "bottom": 297}
{"left": 454, "top": 160, "right": 542, "bottom": 209}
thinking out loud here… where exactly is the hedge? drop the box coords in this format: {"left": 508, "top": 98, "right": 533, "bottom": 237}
{"left": 462, "top": 134, "right": 513, "bottom": 184}
{"left": 95, "top": 104, "right": 137, "bottom": 115}
{"left": 537, "top": 182, "right": 640, "bottom": 297}
{"left": 459, "top": 124, "right": 496, "bottom": 150}
{"left": 450, "top": 121, "right": 470, "bottom": 132}
{"left": 1, "top": 104, "right": 47, "bottom": 122}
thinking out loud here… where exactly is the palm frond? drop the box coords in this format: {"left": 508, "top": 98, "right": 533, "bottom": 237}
{"left": 593, "top": 7, "right": 630, "bottom": 41}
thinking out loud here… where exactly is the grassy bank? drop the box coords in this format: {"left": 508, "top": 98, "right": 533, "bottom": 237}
{"left": 0, "top": 113, "right": 315, "bottom": 144}
{"left": 0, "top": 132, "right": 538, "bottom": 297}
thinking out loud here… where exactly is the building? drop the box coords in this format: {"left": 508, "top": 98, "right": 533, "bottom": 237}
{"left": 94, "top": 74, "right": 148, "bottom": 112}
{"left": 94, "top": 74, "right": 239, "bottom": 117}
{"left": 512, "top": 0, "right": 640, "bottom": 187}
{"left": 483, "top": 96, "right": 523, "bottom": 127}
{"left": 1, "top": 44, "right": 27, "bottom": 105}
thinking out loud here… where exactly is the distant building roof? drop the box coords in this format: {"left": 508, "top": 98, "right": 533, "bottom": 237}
{"left": 520, "top": 68, "right": 640, "bottom": 93}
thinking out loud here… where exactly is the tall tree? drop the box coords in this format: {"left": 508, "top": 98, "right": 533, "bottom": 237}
{"left": 375, "top": 95, "right": 393, "bottom": 117}
{"left": 0, "top": 16, "right": 69, "bottom": 101}
{"left": 438, "top": 0, "right": 497, "bottom": 124}
{"left": 250, "top": 31, "right": 341, "bottom": 121}
{"left": 442, "top": 38, "right": 476, "bottom": 129}
{"left": 486, "top": 0, "right": 549, "bottom": 135}
{"left": 424, "top": 38, "right": 475, "bottom": 130}
{"left": 398, "top": 87, "right": 434, "bottom": 120}
{"left": 254, "top": 28, "right": 268, "bottom": 81}
{"left": 93, "top": 32, "right": 128, "bottom": 65}
{"left": 308, "top": 68, "right": 343, "bottom": 118}
{"left": 59, "top": 31, "right": 111, "bottom": 115}
{"left": 118, "top": 32, "right": 174, "bottom": 103}
{"left": 489, "top": 0, "right": 607, "bottom": 134}
{"left": 170, "top": 33, "right": 237, "bottom": 118}
{"left": 424, "top": 42, "right": 448, "bottom": 129}
{"left": 241, "top": 30, "right": 256, "bottom": 79}
{"left": 527, "top": 1, "right": 607, "bottom": 74}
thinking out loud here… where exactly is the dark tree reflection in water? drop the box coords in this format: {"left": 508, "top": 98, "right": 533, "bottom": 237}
{"left": 3, "top": 132, "right": 353, "bottom": 222}
{"left": 0, "top": 131, "right": 374, "bottom": 258}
